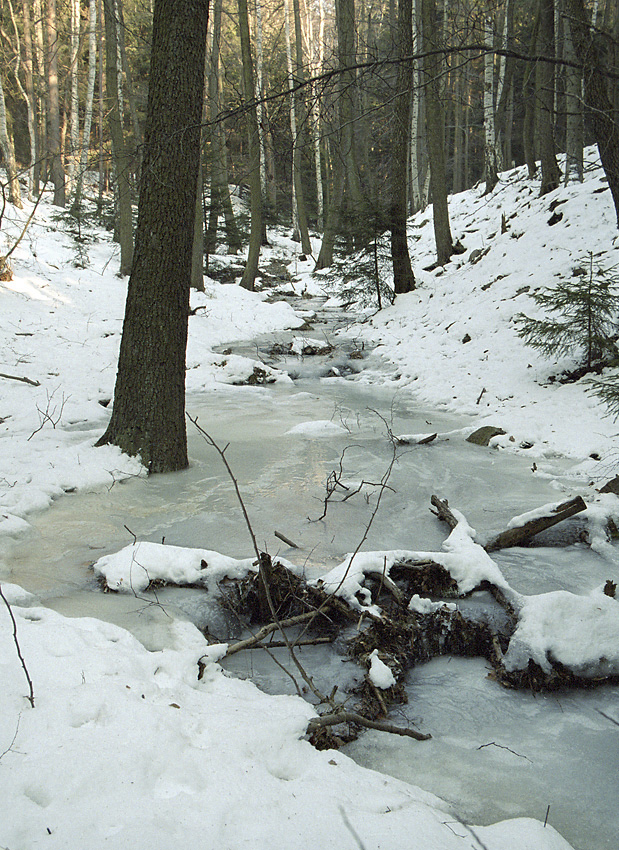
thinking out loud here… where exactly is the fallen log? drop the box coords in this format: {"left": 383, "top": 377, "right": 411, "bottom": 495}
{"left": 430, "top": 495, "right": 459, "bottom": 530}
{"left": 431, "top": 494, "right": 588, "bottom": 552}
{"left": 485, "top": 496, "right": 587, "bottom": 551}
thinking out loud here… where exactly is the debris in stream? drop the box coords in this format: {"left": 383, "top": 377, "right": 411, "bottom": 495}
{"left": 95, "top": 491, "right": 619, "bottom": 749}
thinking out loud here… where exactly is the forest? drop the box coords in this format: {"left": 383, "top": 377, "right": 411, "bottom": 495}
{"left": 0, "top": 0, "right": 617, "bottom": 285}
{"left": 2, "top": 2, "right": 619, "bottom": 848}
{"left": 2, "top": 0, "right": 617, "bottom": 473}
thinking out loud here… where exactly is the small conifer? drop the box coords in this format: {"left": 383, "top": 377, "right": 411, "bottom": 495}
{"left": 515, "top": 254, "right": 619, "bottom": 370}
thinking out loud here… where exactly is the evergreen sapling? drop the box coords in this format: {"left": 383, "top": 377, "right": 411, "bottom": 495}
{"left": 515, "top": 254, "right": 619, "bottom": 371}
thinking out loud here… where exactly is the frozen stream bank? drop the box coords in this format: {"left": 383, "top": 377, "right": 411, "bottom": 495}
{"left": 2, "top": 299, "right": 618, "bottom": 850}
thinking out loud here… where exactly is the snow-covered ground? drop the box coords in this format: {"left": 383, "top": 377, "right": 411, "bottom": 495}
{"left": 2, "top": 153, "right": 619, "bottom": 849}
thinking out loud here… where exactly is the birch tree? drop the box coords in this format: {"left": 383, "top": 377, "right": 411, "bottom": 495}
{"left": 73, "top": 0, "right": 99, "bottom": 209}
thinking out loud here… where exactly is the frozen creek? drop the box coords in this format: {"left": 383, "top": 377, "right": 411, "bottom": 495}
{"left": 2, "top": 298, "right": 618, "bottom": 850}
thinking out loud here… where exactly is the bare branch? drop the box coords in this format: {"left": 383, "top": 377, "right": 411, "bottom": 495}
{"left": 0, "top": 584, "right": 35, "bottom": 708}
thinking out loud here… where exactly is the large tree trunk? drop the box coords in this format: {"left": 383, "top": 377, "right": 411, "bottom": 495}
{"left": 96, "top": 0, "right": 209, "bottom": 473}
{"left": 390, "top": 0, "right": 415, "bottom": 294}
{"left": 422, "top": 0, "right": 455, "bottom": 266}
{"left": 238, "top": 0, "right": 263, "bottom": 290}
{"left": 564, "top": 0, "right": 619, "bottom": 226}
{"left": 536, "top": 0, "right": 561, "bottom": 195}
{"left": 522, "top": 7, "right": 539, "bottom": 179}
{"left": 103, "top": 0, "right": 134, "bottom": 275}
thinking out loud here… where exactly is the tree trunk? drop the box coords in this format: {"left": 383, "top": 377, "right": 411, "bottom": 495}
{"left": 483, "top": 7, "right": 499, "bottom": 194}
{"left": 206, "top": 0, "right": 241, "bottom": 254}
{"left": 315, "top": 0, "right": 366, "bottom": 266}
{"left": 536, "top": 0, "right": 561, "bottom": 195}
{"left": 522, "top": 7, "right": 539, "bottom": 179}
{"left": 0, "top": 74, "right": 22, "bottom": 207}
{"left": 238, "top": 0, "right": 263, "bottom": 289}
{"left": 103, "top": 0, "right": 134, "bottom": 275}
{"left": 422, "top": 0, "right": 455, "bottom": 265}
{"left": 390, "top": 0, "right": 415, "bottom": 294}
{"left": 564, "top": 0, "right": 619, "bottom": 226}
{"left": 97, "top": 0, "right": 209, "bottom": 473}
{"left": 73, "top": 0, "right": 98, "bottom": 209}
{"left": 47, "top": 0, "right": 66, "bottom": 206}
{"left": 7, "top": 0, "right": 35, "bottom": 201}
{"left": 291, "top": 0, "right": 312, "bottom": 254}
{"left": 191, "top": 157, "right": 205, "bottom": 291}
{"left": 563, "top": 16, "right": 584, "bottom": 184}
{"left": 67, "top": 0, "right": 80, "bottom": 195}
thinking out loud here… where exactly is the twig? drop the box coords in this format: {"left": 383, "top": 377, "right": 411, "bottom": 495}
{"left": 0, "top": 713, "right": 21, "bottom": 760}
{"left": 0, "top": 371, "right": 40, "bottom": 386}
{"left": 307, "top": 711, "right": 431, "bottom": 740}
{"left": 477, "top": 741, "right": 532, "bottom": 762}
{"left": 476, "top": 387, "right": 486, "bottom": 404}
{"left": 274, "top": 529, "right": 299, "bottom": 548}
{"left": 187, "top": 413, "right": 327, "bottom": 703}
{"left": 339, "top": 807, "right": 367, "bottom": 850}
{"left": 0, "top": 583, "right": 35, "bottom": 707}
{"left": 595, "top": 708, "right": 619, "bottom": 727}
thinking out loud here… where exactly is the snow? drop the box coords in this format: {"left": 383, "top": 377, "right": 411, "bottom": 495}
{"left": 368, "top": 649, "right": 397, "bottom": 688}
{"left": 503, "top": 586, "right": 619, "bottom": 677}
{"left": 286, "top": 418, "right": 348, "bottom": 436}
{"left": 92, "top": 540, "right": 259, "bottom": 593}
{"left": 3, "top": 152, "right": 619, "bottom": 849}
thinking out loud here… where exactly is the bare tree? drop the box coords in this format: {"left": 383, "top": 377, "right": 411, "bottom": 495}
{"left": 97, "top": 0, "right": 210, "bottom": 472}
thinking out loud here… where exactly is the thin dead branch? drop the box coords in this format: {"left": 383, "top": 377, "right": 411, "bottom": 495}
{"left": 0, "top": 371, "right": 40, "bottom": 387}
{"left": 307, "top": 711, "right": 431, "bottom": 741}
{"left": 0, "top": 583, "right": 35, "bottom": 707}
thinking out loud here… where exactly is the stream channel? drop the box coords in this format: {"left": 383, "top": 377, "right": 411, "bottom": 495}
{"left": 2, "top": 296, "right": 618, "bottom": 850}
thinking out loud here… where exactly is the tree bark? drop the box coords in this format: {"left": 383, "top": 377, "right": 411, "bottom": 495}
{"left": 73, "top": 0, "right": 98, "bottom": 210}
{"left": 97, "top": 0, "right": 209, "bottom": 473}
{"left": 0, "top": 74, "right": 22, "bottom": 207}
{"left": 390, "top": 0, "right": 415, "bottom": 294}
{"left": 47, "top": 0, "right": 66, "bottom": 206}
{"left": 536, "top": 0, "right": 561, "bottom": 195}
{"left": 483, "top": 7, "right": 499, "bottom": 194}
{"left": 238, "top": 0, "right": 263, "bottom": 290}
{"left": 103, "top": 0, "right": 134, "bottom": 275}
{"left": 421, "top": 0, "right": 455, "bottom": 265}
{"left": 563, "top": 15, "right": 584, "bottom": 184}
{"left": 564, "top": 0, "right": 619, "bottom": 226}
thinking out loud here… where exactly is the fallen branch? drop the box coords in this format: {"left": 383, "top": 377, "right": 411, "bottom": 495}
{"left": 485, "top": 496, "right": 588, "bottom": 551}
{"left": 0, "top": 371, "right": 40, "bottom": 387}
{"left": 222, "top": 611, "right": 319, "bottom": 657}
{"left": 274, "top": 530, "right": 299, "bottom": 549}
{"left": 0, "top": 584, "right": 35, "bottom": 707}
{"left": 307, "top": 711, "right": 431, "bottom": 741}
{"left": 430, "top": 495, "right": 459, "bottom": 530}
